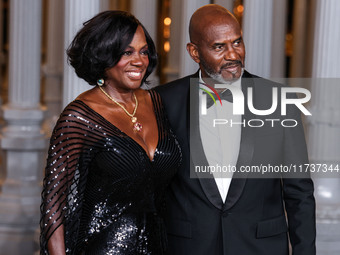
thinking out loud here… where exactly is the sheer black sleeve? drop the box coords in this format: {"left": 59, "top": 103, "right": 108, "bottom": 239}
{"left": 40, "top": 101, "right": 104, "bottom": 254}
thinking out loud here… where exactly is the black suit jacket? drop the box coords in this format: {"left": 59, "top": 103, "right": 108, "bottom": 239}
{"left": 155, "top": 70, "right": 316, "bottom": 255}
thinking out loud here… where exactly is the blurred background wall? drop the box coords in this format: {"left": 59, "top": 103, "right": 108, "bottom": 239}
{"left": 0, "top": 0, "right": 338, "bottom": 254}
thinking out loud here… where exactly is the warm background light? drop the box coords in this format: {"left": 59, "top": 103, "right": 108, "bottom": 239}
{"left": 163, "top": 27, "right": 170, "bottom": 38}
{"left": 237, "top": 5, "right": 244, "bottom": 13}
{"left": 164, "top": 41, "right": 170, "bottom": 52}
{"left": 164, "top": 17, "right": 171, "bottom": 26}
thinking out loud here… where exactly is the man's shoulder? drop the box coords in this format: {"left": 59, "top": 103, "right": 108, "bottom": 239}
{"left": 243, "top": 70, "right": 285, "bottom": 89}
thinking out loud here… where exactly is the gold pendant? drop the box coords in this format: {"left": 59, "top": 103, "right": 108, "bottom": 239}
{"left": 133, "top": 122, "right": 142, "bottom": 132}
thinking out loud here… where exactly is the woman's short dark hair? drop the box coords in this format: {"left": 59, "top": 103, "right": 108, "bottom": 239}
{"left": 67, "top": 10, "right": 157, "bottom": 86}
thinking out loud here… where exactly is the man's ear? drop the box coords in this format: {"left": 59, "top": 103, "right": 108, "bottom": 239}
{"left": 186, "top": 43, "right": 200, "bottom": 64}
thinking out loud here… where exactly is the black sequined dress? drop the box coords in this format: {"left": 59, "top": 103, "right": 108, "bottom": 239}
{"left": 40, "top": 90, "right": 182, "bottom": 254}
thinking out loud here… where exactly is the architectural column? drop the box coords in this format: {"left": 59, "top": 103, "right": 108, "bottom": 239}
{"left": 63, "top": 0, "right": 101, "bottom": 107}
{"left": 270, "top": 0, "right": 287, "bottom": 78}
{"left": 308, "top": 0, "right": 340, "bottom": 254}
{"left": 100, "top": 0, "right": 110, "bottom": 11}
{"left": 243, "top": 0, "right": 287, "bottom": 78}
{"left": 131, "top": 0, "right": 159, "bottom": 87}
{"left": 163, "top": 0, "right": 182, "bottom": 82}
{"left": 0, "top": 1, "right": 47, "bottom": 254}
{"left": 179, "top": 0, "right": 210, "bottom": 78}
{"left": 289, "top": 0, "right": 308, "bottom": 78}
{"left": 0, "top": 0, "right": 5, "bottom": 188}
{"left": 0, "top": 0, "right": 4, "bottom": 102}
{"left": 243, "top": 0, "right": 273, "bottom": 78}
{"left": 42, "top": 0, "right": 64, "bottom": 134}
{"left": 131, "top": 0, "right": 157, "bottom": 43}
{"left": 304, "top": 0, "right": 317, "bottom": 78}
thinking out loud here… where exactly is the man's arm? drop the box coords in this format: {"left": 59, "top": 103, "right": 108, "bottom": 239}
{"left": 282, "top": 96, "right": 316, "bottom": 255}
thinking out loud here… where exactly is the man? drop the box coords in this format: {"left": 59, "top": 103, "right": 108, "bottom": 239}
{"left": 155, "top": 4, "right": 316, "bottom": 255}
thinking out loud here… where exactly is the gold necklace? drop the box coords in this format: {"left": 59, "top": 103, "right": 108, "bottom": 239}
{"left": 99, "top": 86, "right": 142, "bottom": 132}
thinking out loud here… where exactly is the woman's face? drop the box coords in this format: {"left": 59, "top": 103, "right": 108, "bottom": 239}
{"left": 105, "top": 25, "right": 149, "bottom": 92}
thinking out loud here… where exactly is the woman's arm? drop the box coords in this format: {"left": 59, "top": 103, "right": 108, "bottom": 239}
{"left": 47, "top": 225, "right": 66, "bottom": 255}
{"left": 40, "top": 101, "right": 92, "bottom": 254}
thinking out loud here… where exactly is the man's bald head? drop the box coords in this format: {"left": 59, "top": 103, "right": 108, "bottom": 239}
{"left": 187, "top": 4, "right": 245, "bottom": 83}
{"left": 189, "top": 4, "right": 240, "bottom": 44}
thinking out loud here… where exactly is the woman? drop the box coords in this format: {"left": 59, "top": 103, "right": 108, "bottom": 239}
{"left": 40, "top": 11, "right": 181, "bottom": 254}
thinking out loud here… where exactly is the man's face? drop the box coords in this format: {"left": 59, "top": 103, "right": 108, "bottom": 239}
{"left": 195, "top": 18, "right": 245, "bottom": 84}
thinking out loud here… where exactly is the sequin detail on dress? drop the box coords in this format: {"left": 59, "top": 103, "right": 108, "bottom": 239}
{"left": 40, "top": 90, "right": 182, "bottom": 254}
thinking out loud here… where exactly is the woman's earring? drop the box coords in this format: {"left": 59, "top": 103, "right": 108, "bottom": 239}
{"left": 97, "top": 79, "right": 104, "bottom": 86}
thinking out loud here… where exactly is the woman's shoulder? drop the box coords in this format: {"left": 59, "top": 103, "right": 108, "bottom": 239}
{"left": 146, "top": 87, "right": 160, "bottom": 97}
{"left": 145, "top": 88, "right": 163, "bottom": 106}
{"left": 54, "top": 99, "right": 105, "bottom": 134}
{"left": 62, "top": 87, "right": 102, "bottom": 117}
{"left": 74, "top": 87, "right": 100, "bottom": 107}
{"left": 61, "top": 100, "right": 92, "bottom": 118}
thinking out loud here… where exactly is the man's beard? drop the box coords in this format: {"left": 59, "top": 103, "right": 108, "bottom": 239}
{"left": 201, "top": 59, "right": 244, "bottom": 84}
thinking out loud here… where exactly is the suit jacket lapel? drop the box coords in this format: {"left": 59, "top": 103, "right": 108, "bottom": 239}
{"left": 189, "top": 75, "right": 224, "bottom": 210}
{"left": 223, "top": 71, "right": 255, "bottom": 211}
{"left": 188, "top": 71, "right": 256, "bottom": 211}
